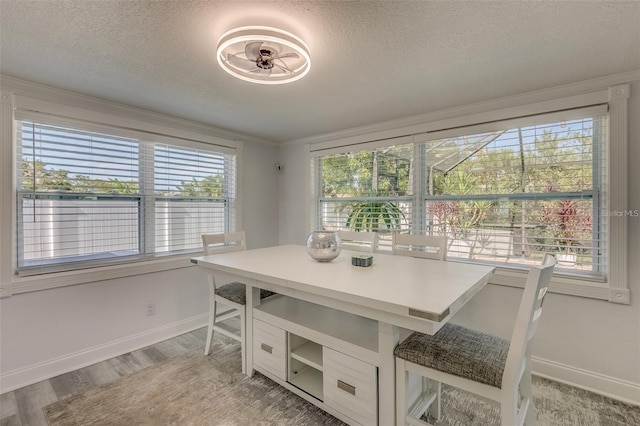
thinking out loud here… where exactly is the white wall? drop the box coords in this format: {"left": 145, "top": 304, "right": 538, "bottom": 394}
{"left": 0, "top": 267, "right": 208, "bottom": 373}
{"left": 0, "top": 80, "right": 280, "bottom": 392}
{"left": 243, "top": 141, "right": 280, "bottom": 249}
{"left": 278, "top": 80, "right": 640, "bottom": 404}
{"left": 278, "top": 143, "right": 309, "bottom": 245}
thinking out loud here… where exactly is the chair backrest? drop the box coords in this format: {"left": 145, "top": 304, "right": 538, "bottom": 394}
{"left": 392, "top": 233, "right": 447, "bottom": 260}
{"left": 502, "top": 254, "right": 556, "bottom": 410}
{"left": 337, "top": 230, "right": 378, "bottom": 253}
{"left": 202, "top": 231, "right": 246, "bottom": 255}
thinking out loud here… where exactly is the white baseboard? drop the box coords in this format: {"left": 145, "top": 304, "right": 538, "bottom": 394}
{"left": 3, "top": 321, "right": 638, "bottom": 408}
{"left": 0, "top": 314, "right": 208, "bottom": 394}
{"left": 533, "top": 356, "right": 640, "bottom": 406}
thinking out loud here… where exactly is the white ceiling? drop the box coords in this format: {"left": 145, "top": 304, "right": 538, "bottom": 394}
{"left": 1, "top": 1, "right": 639, "bottom": 143}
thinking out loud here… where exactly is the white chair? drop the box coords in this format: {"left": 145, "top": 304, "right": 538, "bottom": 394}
{"left": 202, "top": 231, "right": 275, "bottom": 374}
{"left": 392, "top": 233, "right": 447, "bottom": 260}
{"left": 337, "top": 230, "right": 378, "bottom": 253}
{"left": 394, "top": 253, "right": 556, "bottom": 426}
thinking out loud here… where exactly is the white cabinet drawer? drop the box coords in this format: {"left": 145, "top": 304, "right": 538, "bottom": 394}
{"left": 253, "top": 319, "right": 286, "bottom": 380}
{"left": 323, "top": 347, "right": 377, "bottom": 426}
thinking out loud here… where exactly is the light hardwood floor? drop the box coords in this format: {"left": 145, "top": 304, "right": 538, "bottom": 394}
{"left": 0, "top": 328, "right": 210, "bottom": 426}
{"left": 2, "top": 327, "right": 637, "bottom": 426}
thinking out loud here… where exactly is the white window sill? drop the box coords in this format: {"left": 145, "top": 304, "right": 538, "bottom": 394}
{"left": 487, "top": 265, "right": 625, "bottom": 303}
{"left": 8, "top": 254, "right": 199, "bottom": 295}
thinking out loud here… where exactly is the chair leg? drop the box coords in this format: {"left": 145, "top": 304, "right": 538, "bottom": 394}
{"left": 521, "top": 361, "right": 536, "bottom": 426}
{"left": 501, "top": 387, "right": 521, "bottom": 426}
{"left": 204, "top": 297, "right": 217, "bottom": 356}
{"left": 426, "top": 378, "right": 442, "bottom": 421}
{"left": 396, "top": 358, "right": 407, "bottom": 426}
{"left": 240, "top": 304, "right": 247, "bottom": 375}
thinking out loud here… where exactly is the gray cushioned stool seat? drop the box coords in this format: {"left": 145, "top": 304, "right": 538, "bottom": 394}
{"left": 214, "top": 282, "right": 276, "bottom": 305}
{"left": 394, "top": 323, "right": 510, "bottom": 389}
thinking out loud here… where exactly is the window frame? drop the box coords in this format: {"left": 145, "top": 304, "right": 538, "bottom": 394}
{"left": 308, "top": 85, "right": 631, "bottom": 304}
{"left": 0, "top": 86, "right": 243, "bottom": 296}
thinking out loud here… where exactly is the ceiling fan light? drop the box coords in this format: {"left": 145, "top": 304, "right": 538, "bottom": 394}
{"left": 216, "top": 26, "right": 311, "bottom": 85}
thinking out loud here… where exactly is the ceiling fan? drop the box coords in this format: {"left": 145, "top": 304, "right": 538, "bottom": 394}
{"left": 227, "top": 41, "right": 300, "bottom": 76}
{"left": 216, "top": 26, "right": 311, "bottom": 85}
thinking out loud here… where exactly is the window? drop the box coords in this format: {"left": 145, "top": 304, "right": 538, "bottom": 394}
{"left": 316, "top": 144, "right": 414, "bottom": 239}
{"left": 313, "top": 106, "right": 608, "bottom": 279}
{"left": 422, "top": 116, "right": 605, "bottom": 276}
{"left": 16, "top": 117, "right": 236, "bottom": 274}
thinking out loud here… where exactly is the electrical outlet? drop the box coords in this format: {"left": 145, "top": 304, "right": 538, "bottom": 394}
{"left": 145, "top": 302, "right": 156, "bottom": 316}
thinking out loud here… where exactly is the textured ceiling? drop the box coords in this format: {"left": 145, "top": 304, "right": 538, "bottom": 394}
{"left": 1, "top": 1, "right": 639, "bottom": 143}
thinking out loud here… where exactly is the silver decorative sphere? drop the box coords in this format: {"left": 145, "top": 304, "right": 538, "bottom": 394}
{"left": 306, "top": 231, "right": 342, "bottom": 262}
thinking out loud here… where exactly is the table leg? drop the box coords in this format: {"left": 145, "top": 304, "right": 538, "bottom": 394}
{"left": 379, "top": 322, "right": 400, "bottom": 425}
{"left": 245, "top": 281, "right": 260, "bottom": 377}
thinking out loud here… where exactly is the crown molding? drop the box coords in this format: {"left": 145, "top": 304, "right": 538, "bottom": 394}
{"left": 283, "top": 69, "right": 640, "bottom": 147}
{"left": 0, "top": 74, "right": 278, "bottom": 147}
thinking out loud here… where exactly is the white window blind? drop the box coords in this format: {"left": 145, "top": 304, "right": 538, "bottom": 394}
{"left": 312, "top": 105, "right": 608, "bottom": 278}
{"left": 16, "top": 117, "right": 236, "bottom": 274}
{"left": 313, "top": 144, "right": 415, "bottom": 250}
{"left": 422, "top": 115, "right": 607, "bottom": 277}
{"left": 152, "top": 144, "right": 236, "bottom": 253}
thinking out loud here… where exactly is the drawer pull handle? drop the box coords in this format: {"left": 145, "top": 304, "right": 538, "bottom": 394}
{"left": 261, "top": 343, "right": 273, "bottom": 354}
{"left": 337, "top": 380, "right": 356, "bottom": 395}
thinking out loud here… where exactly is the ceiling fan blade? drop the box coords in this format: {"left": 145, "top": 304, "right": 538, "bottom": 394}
{"left": 249, "top": 68, "right": 272, "bottom": 76}
{"left": 245, "top": 41, "right": 263, "bottom": 60}
{"left": 227, "top": 53, "right": 256, "bottom": 70}
{"left": 272, "top": 52, "right": 299, "bottom": 60}
{"left": 273, "top": 63, "right": 293, "bottom": 74}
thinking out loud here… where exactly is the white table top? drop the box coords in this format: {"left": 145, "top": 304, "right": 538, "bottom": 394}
{"left": 192, "top": 244, "right": 494, "bottom": 325}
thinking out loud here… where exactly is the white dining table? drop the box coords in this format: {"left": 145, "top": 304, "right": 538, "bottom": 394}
{"left": 192, "top": 244, "right": 495, "bottom": 425}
